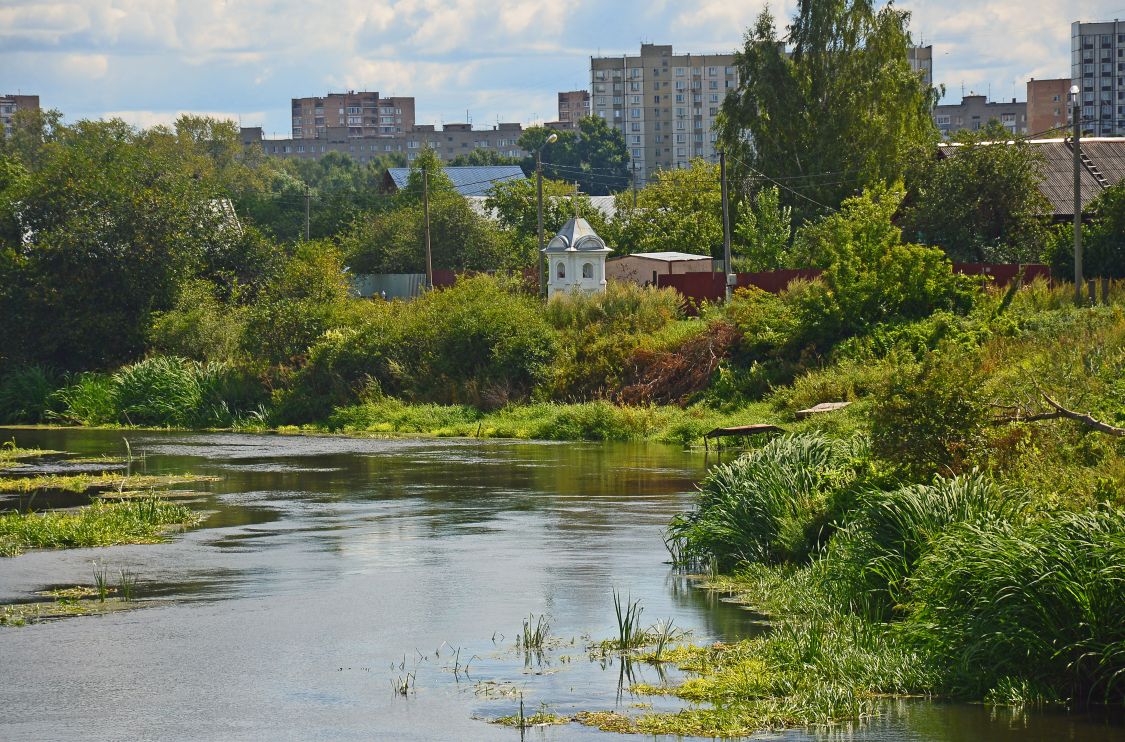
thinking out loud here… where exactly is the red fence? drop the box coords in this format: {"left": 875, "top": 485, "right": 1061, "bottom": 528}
{"left": 658, "top": 264, "right": 1051, "bottom": 310}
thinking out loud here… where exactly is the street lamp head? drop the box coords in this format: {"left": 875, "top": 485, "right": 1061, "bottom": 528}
{"left": 546, "top": 132, "right": 559, "bottom": 145}
{"left": 1070, "top": 85, "right": 1080, "bottom": 95}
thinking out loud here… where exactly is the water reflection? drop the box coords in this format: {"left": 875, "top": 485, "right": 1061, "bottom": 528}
{"left": 0, "top": 428, "right": 1121, "bottom": 742}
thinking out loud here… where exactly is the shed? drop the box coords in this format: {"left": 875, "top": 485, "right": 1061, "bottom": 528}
{"left": 606, "top": 252, "right": 714, "bottom": 287}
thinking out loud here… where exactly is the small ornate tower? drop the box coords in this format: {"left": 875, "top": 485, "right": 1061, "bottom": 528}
{"left": 542, "top": 217, "right": 612, "bottom": 297}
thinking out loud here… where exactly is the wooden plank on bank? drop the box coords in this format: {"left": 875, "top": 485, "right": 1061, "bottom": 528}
{"left": 795, "top": 401, "right": 852, "bottom": 419}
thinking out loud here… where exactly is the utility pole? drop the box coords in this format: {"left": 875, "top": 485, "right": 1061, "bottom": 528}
{"left": 632, "top": 161, "right": 638, "bottom": 209}
{"left": 1071, "top": 85, "right": 1083, "bottom": 305}
{"left": 720, "top": 151, "right": 733, "bottom": 302}
{"left": 304, "top": 185, "right": 310, "bottom": 242}
{"left": 423, "top": 166, "right": 433, "bottom": 291}
{"left": 535, "top": 132, "right": 557, "bottom": 299}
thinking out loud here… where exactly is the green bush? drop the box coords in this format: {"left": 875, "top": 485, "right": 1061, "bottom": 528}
{"left": 0, "top": 366, "right": 58, "bottom": 423}
{"left": 870, "top": 351, "right": 987, "bottom": 478}
{"left": 49, "top": 373, "right": 116, "bottom": 425}
{"left": 667, "top": 434, "right": 868, "bottom": 569}
{"left": 149, "top": 279, "right": 246, "bottom": 363}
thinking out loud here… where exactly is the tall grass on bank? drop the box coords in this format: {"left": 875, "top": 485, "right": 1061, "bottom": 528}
{"left": 666, "top": 434, "right": 868, "bottom": 569}
{"left": 822, "top": 473, "right": 1032, "bottom": 619}
{"left": 0, "top": 366, "right": 57, "bottom": 424}
{"left": 907, "top": 507, "right": 1125, "bottom": 704}
{"left": 46, "top": 356, "right": 267, "bottom": 428}
{"left": 0, "top": 497, "right": 200, "bottom": 556}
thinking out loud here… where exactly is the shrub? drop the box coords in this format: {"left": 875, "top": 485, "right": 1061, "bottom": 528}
{"left": 870, "top": 350, "right": 987, "bottom": 478}
{"left": 667, "top": 434, "right": 868, "bottom": 570}
{"left": 0, "top": 366, "right": 58, "bottom": 423}
{"left": 49, "top": 373, "right": 116, "bottom": 425}
{"left": 149, "top": 279, "right": 246, "bottom": 363}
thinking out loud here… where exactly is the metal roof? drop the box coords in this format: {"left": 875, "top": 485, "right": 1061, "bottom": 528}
{"left": 385, "top": 165, "right": 526, "bottom": 197}
{"left": 544, "top": 217, "right": 610, "bottom": 253}
{"left": 938, "top": 137, "right": 1125, "bottom": 218}
{"left": 620, "top": 252, "right": 713, "bottom": 262}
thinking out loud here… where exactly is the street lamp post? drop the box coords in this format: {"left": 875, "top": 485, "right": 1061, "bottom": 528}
{"left": 1071, "top": 85, "right": 1083, "bottom": 305}
{"left": 536, "top": 132, "right": 559, "bottom": 299}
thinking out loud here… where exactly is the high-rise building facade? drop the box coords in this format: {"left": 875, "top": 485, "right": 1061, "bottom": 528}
{"left": 555, "top": 90, "right": 590, "bottom": 130}
{"left": 1, "top": 94, "right": 40, "bottom": 138}
{"left": 590, "top": 44, "right": 738, "bottom": 185}
{"left": 908, "top": 45, "right": 934, "bottom": 89}
{"left": 1027, "top": 78, "right": 1072, "bottom": 137}
{"left": 1071, "top": 20, "right": 1125, "bottom": 136}
{"left": 290, "top": 91, "right": 415, "bottom": 140}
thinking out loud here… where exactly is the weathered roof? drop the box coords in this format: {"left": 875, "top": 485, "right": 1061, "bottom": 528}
{"left": 544, "top": 217, "right": 611, "bottom": 253}
{"left": 611, "top": 252, "right": 712, "bottom": 263}
{"left": 385, "top": 165, "right": 526, "bottom": 197}
{"left": 938, "top": 137, "right": 1125, "bottom": 218}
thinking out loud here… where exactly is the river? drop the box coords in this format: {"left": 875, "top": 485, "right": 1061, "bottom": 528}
{"left": 1, "top": 428, "right": 1120, "bottom": 741}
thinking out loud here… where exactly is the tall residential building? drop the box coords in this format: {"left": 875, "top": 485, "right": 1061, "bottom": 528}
{"left": 1, "top": 94, "right": 40, "bottom": 137}
{"left": 908, "top": 45, "right": 934, "bottom": 89}
{"left": 1027, "top": 78, "right": 1072, "bottom": 137}
{"left": 290, "top": 91, "right": 415, "bottom": 140}
{"left": 590, "top": 44, "right": 738, "bottom": 185}
{"left": 933, "top": 95, "right": 1028, "bottom": 139}
{"left": 1071, "top": 20, "right": 1125, "bottom": 136}
{"left": 555, "top": 90, "right": 590, "bottom": 130}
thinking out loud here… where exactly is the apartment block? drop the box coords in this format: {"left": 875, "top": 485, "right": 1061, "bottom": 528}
{"left": 249, "top": 122, "right": 527, "bottom": 164}
{"left": 1, "top": 94, "right": 40, "bottom": 137}
{"left": 1071, "top": 20, "right": 1125, "bottom": 136}
{"left": 908, "top": 45, "right": 934, "bottom": 88}
{"left": 933, "top": 95, "right": 1028, "bottom": 138}
{"left": 290, "top": 91, "right": 415, "bottom": 140}
{"left": 590, "top": 44, "right": 738, "bottom": 185}
{"left": 554, "top": 90, "right": 590, "bottom": 130}
{"left": 1027, "top": 78, "right": 1072, "bottom": 137}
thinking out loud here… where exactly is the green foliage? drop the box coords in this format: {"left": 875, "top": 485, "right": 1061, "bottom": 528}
{"left": 342, "top": 151, "right": 517, "bottom": 273}
{"left": 0, "top": 497, "right": 199, "bottom": 556}
{"left": 733, "top": 186, "right": 793, "bottom": 271}
{"left": 719, "top": 2, "right": 937, "bottom": 223}
{"left": 823, "top": 473, "right": 1028, "bottom": 619}
{"left": 518, "top": 117, "right": 630, "bottom": 195}
{"left": 542, "top": 282, "right": 682, "bottom": 399}
{"left": 0, "top": 366, "right": 58, "bottom": 424}
{"left": 48, "top": 356, "right": 265, "bottom": 427}
{"left": 790, "top": 185, "right": 981, "bottom": 350}
{"left": 149, "top": 280, "right": 247, "bottom": 363}
{"left": 903, "top": 121, "right": 1051, "bottom": 262}
{"left": 870, "top": 351, "right": 987, "bottom": 478}
{"left": 907, "top": 507, "right": 1125, "bottom": 703}
{"left": 667, "top": 434, "right": 869, "bottom": 570}
{"left": 607, "top": 160, "right": 721, "bottom": 257}
{"left": 242, "top": 240, "right": 352, "bottom": 366}
{"left": 484, "top": 176, "right": 609, "bottom": 261}
{"left": 0, "top": 117, "right": 255, "bottom": 370}
{"left": 1048, "top": 182, "right": 1125, "bottom": 280}
{"left": 283, "top": 275, "right": 556, "bottom": 419}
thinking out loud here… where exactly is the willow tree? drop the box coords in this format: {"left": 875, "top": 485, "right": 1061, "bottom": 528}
{"left": 719, "top": 1, "right": 938, "bottom": 224}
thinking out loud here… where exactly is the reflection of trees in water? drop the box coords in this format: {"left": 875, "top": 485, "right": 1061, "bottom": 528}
{"left": 665, "top": 574, "right": 769, "bottom": 643}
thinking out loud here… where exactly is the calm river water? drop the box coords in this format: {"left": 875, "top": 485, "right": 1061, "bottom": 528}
{"left": 1, "top": 428, "right": 1120, "bottom": 741}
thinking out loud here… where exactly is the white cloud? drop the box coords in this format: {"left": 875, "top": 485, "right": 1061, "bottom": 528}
{"left": 2, "top": 0, "right": 1122, "bottom": 133}
{"left": 101, "top": 109, "right": 262, "bottom": 129}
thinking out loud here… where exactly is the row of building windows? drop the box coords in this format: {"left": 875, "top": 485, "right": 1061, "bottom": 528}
{"left": 594, "top": 66, "right": 736, "bottom": 80}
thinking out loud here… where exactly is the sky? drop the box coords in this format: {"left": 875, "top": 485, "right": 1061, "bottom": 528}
{"left": 0, "top": 1, "right": 1120, "bottom": 137}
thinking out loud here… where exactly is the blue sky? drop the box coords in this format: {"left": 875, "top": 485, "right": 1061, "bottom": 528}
{"left": 0, "top": 1, "right": 1116, "bottom": 136}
